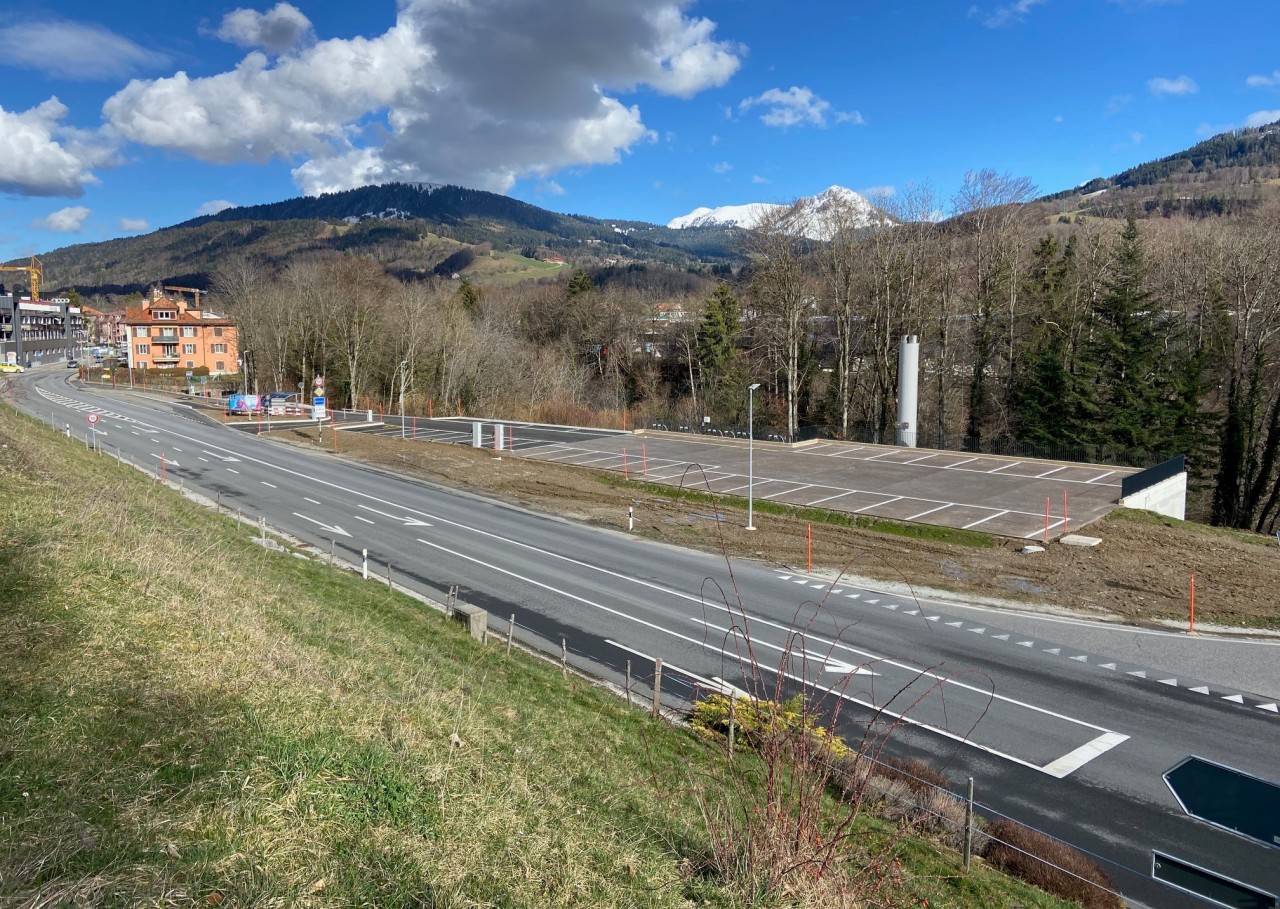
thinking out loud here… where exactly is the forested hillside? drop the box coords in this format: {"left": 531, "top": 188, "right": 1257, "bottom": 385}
{"left": 1045, "top": 119, "right": 1280, "bottom": 218}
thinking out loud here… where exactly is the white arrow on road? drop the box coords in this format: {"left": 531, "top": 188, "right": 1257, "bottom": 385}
{"left": 823, "top": 657, "right": 877, "bottom": 676}
{"left": 204, "top": 450, "right": 240, "bottom": 462}
{"left": 356, "top": 503, "right": 432, "bottom": 527}
{"left": 150, "top": 453, "right": 180, "bottom": 467}
{"left": 292, "top": 512, "right": 351, "bottom": 537}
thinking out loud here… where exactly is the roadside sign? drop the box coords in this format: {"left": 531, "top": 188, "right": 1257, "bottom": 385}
{"left": 185, "top": 370, "right": 193, "bottom": 378}
{"left": 313, "top": 394, "right": 326, "bottom": 421}
{"left": 87, "top": 413, "right": 99, "bottom": 425}
{"left": 1165, "top": 756, "right": 1280, "bottom": 851}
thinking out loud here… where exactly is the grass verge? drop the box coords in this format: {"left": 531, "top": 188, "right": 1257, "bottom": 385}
{"left": 1, "top": 403, "right": 1070, "bottom": 906}
{"left": 600, "top": 475, "right": 997, "bottom": 549}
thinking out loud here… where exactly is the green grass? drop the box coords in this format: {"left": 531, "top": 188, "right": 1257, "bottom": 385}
{"left": 0, "top": 404, "right": 1065, "bottom": 907}
{"left": 601, "top": 475, "right": 997, "bottom": 549}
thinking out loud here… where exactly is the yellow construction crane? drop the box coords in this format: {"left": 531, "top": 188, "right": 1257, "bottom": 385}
{"left": 163, "top": 285, "right": 204, "bottom": 307}
{"left": 0, "top": 256, "right": 43, "bottom": 300}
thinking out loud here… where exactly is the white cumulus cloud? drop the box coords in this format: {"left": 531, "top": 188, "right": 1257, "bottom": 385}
{"left": 217, "top": 3, "right": 314, "bottom": 54}
{"left": 1247, "top": 71, "right": 1280, "bottom": 88}
{"left": 739, "top": 86, "right": 862, "bottom": 128}
{"left": 1245, "top": 110, "right": 1280, "bottom": 128}
{"left": 1148, "top": 75, "right": 1198, "bottom": 96}
{"left": 120, "top": 217, "right": 149, "bottom": 232}
{"left": 0, "top": 20, "right": 161, "bottom": 80}
{"left": 196, "top": 199, "right": 237, "bottom": 216}
{"left": 0, "top": 99, "right": 109, "bottom": 197}
{"left": 34, "top": 206, "right": 91, "bottom": 232}
{"left": 104, "top": 0, "right": 743, "bottom": 197}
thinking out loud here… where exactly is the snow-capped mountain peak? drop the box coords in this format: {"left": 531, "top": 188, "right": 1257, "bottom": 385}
{"left": 666, "top": 185, "right": 886, "bottom": 239}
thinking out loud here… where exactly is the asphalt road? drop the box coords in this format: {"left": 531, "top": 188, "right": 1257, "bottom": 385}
{"left": 14, "top": 370, "right": 1280, "bottom": 909}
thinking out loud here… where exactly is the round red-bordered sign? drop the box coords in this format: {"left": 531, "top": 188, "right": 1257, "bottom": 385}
{"left": 87, "top": 413, "right": 100, "bottom": 425}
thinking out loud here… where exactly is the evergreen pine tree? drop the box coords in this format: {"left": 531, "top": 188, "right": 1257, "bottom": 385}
{"left": 694, "top": 282, "right": 745, "bottom": 421}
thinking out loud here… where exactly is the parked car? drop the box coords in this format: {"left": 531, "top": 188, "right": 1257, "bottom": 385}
{"left": 66, "top": 358, "right": 79, "bottom": 369}
{"left": 0, "top": 363, "right": 23, "bottom": 374}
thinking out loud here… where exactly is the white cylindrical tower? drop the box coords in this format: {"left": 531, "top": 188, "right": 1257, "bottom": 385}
{"left": 895, "top": 334, "right": 920, "bottom": 448}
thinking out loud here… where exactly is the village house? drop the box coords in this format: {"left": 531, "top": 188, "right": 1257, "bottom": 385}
{"left": 123, "top": 288, "right": 237, "bottom": 374}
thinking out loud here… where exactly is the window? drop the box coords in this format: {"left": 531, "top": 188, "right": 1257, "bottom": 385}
{"left": 183, "top": 343, "right": 196, "bottom": 354}
{"left": 211, "top": 343, "right": 227, "bottom": 354}
{"left": 186, "top": 361, "right": 195, "bottom": 369}
{"left": 153, "top": 310, "right": 174, "bottom": 320}
{"left": 138, "top": 363, "right": 148, "bottom": 370}
{"left": 214, "top": 327, "right": 224, "bottom": 337}
{"left": 137, "top": 344, "right": 150, "bottom": 354}
{"left": 135, "top": 326, "right": 147, "bottom": 337}
{"left": 216, "top": 361, "right": 226, "bottom": 372}
{"left": 181, "top": 326, "right": 196, "bottom": 337}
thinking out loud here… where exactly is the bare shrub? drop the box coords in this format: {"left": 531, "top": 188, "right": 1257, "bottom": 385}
{"left": 982, "top": 818, "right": 1123, "bottom": 909}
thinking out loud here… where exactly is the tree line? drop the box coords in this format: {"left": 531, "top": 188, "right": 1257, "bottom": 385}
{"left": 213, "top": 173, "right": 1280, "bottom": 533}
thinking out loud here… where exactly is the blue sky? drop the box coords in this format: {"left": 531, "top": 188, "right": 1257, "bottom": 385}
{"left": 2, "top": 0, "right": 1279, "bottom": 265}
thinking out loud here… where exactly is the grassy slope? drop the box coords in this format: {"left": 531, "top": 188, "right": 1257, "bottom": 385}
{"left": 0, "top": 406, "right": 1070, "bottom": 908}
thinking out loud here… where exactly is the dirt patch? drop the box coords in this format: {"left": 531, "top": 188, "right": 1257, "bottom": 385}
{"left": 270, "top": 427, "right": 1280, "bottom": 632}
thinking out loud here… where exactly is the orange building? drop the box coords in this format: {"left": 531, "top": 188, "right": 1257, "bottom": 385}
{"left": 123, "top": 289, "right": 238, "bottom": 374}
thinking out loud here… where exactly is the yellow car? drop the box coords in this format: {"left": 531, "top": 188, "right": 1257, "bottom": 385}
{"left": 0, "top": 363, "right": 24, "bottom": 374}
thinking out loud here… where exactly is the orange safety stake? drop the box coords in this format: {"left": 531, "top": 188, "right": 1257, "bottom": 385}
{"left": 1189, "top": 573, "right": 1196, "bottom": 634}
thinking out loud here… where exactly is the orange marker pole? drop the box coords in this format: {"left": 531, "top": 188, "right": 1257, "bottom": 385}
{"left": 1189, "top": 574, "right": 1196, "bottom": 634}
{"left": 807, "top": 523, "right": 812, "bottom": 574}
{"left": 622, "top": 447, "right": 629, "bottom": 479}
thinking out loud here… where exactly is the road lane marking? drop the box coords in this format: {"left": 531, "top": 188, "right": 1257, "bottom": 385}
{"left": 304, "top": 497, "right": 321, "bottom": 505}
{"left": 227, "top": 468, "right": 239, "bottom": 474}
{"left": 354, "top": 516, "right": 376, "bottom": 525}
{"left": 1040, "top": 732, "right": 1129, "bottom": 778}
{"left": 292, "top": 512, "right": 350, "bottom": 537}
{"left": 261, "top": 482, "right": 277, "bottom": 488}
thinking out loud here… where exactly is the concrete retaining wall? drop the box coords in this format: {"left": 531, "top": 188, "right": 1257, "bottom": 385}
{"left": 1120, "top": 471, "right": 1186, "bottom": 520}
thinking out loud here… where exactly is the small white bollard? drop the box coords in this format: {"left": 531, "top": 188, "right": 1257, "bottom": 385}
{"left": 472, "top": 422, "right": 483, "bottom": 448}
{"left": 362, "top": 548, "right": 369, "bottom": 580}
{"left": 628, "top": 506, "right": 634, "bottom": 531}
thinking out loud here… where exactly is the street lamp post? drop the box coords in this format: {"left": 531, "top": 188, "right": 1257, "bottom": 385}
{"left": 747, "top": 382, "right": 761, "bottom": 531}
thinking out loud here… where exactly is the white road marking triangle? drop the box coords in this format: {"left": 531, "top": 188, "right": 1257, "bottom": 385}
{"left": 866, "top": 598, "right": 880, "bottom": 604}
{"left": 967, "top": 627, "right": 986, "bottom": 634}
{"left": 992, "top": 633, "right": 1009, "bottom": 640}
{"left": 885, "top": 603, "right": 899, "bottom": 610}
{"left": 1099, "top": 663, "right": 1117, "bottom": 670}
{"left": 778, "top": 575, "right": 793, "bottom": 581}
{"left": 832, "top": 589, "right": 845, "bottom": 595}
{"left": 945, "top": 621, "right": 963, "bottom": 627}
{"left": 810, "top": 583, "right": 825, "bottom": 589}
{"left": 846, "top": 593, "right": 861, "bottom": 599}
{"left": 1189, "top": 686, "right": 1211, "bottom": 695}
{"left": 1127, "top": 669, "right": 1147, "bottom": 678}
{"left": 926, "top": 615, "right": 941, "bottom": 622}
{"left": 1043, "top": 647, "right": 1061, "bottom": 655}
{"left": 792, "top": 578, "right": 809, "bottom": 585}
{"left": 1222, "top": 694, "right": 1245, "bottom": 704}
{"left": 1017, "top": 640, "right": 1034, "bottom": 647}
{"left": 903, "top": 609, "right": 919, "bottom": 615}
{"left": 1070, "top": 655, "right": 1088, "bottom": 662}
{"left": 1157, "top": 678, "right": 1178, "bottom": 686}
{"left": 1258, "top": 703, "right": 1279, "bottom": 713}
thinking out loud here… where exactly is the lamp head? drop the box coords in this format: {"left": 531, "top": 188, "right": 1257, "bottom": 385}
{"left": 748, "top": 382, "right": 761, "bottom": 391}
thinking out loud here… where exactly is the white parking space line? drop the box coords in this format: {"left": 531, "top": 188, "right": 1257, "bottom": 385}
{"left": 963, "top": 510, "right": 1008, "bottom": 530}
{"left": 903, "top": 453, "right": 938, "bottom": 464}
{"left": 805, "top": 489, "right": 857, "bottom": 506}
{"left": 762, "top": 484, "right": 811, "bottom": 499}
{"left": 988, "top": 461, "right": 1020, "bottom": 473}
{"left": 856, "top": 496, "right": 902, "bottom": 513}
{"left": 1023, "top": 518, "right": 1066, "bottom": 539}
{"left": 1036, "top": 466, "right": 1067, "bottom": 478}
{"left": 907, "top": 503, "right": 951, "bottom": 521}
{"left": 1086, "top": 470, "right": 1116, "bottom": 483}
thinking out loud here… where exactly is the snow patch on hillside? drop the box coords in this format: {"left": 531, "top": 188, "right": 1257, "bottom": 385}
{"left": 666, "top": 186, "right": 888, "bottom": 239}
